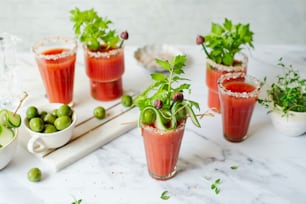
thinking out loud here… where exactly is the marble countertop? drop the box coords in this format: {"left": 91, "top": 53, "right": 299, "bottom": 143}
{"left": 0, "top": 45, "right": 306, "bottom": 204}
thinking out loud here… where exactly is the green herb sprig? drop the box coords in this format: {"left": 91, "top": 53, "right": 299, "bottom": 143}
{"left": 161, "top": 190, "right": 170, "bottom": 200}
{"left": 258, "top": 58, "right": 306, "bottom": 116}
{"left": 134, "top": 55, "right": 201, "bottom": 130}
{"left": 71, "top": 199, "right": 82, "bottom": 204}
{"left": 203, "top": 177, "right": 221, "bottom": 195}
{"left": 70, "top": 8, "right": 122, "bottom": 51}
{"left": 197, "top": 18, "right": 254, "bottom": 66}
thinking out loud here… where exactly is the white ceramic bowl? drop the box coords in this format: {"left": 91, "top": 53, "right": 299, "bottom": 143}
{"left": 270, "top": 110, "right": 306, "bottom": 137}
{"left": 0, "top": 129, "right": 18, "bottom": 170}
{"left": 134, "top": 44, "right": 183, "bottom": 72}
{"left": 23, "top": 104, "right": 77, "bottom": 153}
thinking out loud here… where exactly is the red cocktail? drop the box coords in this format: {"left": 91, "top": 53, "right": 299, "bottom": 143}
{"left": 206, "top": 53, "right": 248, "bottom": 112}
{"left": 218, "top": 72, "right": 260, "bottom": 142}
{"left": 32, "top": 37, "right": 77, "bottom": 104}
{"left": 141, "top": 123, "right": 185, "bottom": 180}
{"left": 84, "top": 45, "right": 124, "bottom": 101}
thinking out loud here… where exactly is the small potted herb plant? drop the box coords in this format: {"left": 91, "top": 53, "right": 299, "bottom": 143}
{"left": 196, "top": 18, "right": 254, "bottom": 112}
{"left": 134, "top": 55, "right": 201, "bottom": 180}
{"left": 70, "top": 8, "right": 129, "bottom": 101}
{"left": 258, "top": 59, "right": 306, "bottom": 136}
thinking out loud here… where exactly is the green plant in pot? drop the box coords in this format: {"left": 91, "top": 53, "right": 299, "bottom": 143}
{"left": 70, "top": 8, "right": 129, "bottom": 101}
{"left": 134, "top": 55, "right": 201, "bottom": 180}
{"left": 196, "top": 18, "right": 254, "bottom": 112}
{"left": 258, "top": 58, "right": 306, "bottom": 136}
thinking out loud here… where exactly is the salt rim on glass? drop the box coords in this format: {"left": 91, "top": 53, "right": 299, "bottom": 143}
{"left": 32, "top": 36, "right": 78, "bottom": 60}
{"left": 218, "top": 72, "right": 261, "bottom": 99}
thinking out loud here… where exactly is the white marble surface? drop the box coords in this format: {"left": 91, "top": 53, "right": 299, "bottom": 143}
{"left": 0, "top": 45, "right": 306, "bottom": 204}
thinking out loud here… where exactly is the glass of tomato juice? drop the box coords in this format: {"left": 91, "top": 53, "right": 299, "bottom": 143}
{"left": 218, "top": 72, "right": 260, "bottom": 142}
{"left": 32, "top": 37, "right": 77, "bottom": 104}
{"left": 83, "top": 45, "right": 124, "bottom": 101}
{"left": 141, "top": 122, "right": 185, "bottom": 180}
{"left": 206, "top": 52, "right": 248, "bottom": 112}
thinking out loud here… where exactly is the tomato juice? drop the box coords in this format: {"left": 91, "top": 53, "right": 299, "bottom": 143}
{"left": 141, "top": 123, "right": 185, "bottom": 180}
{"left": 219, "top": 75, "right": 260, "bottom": 142}
{"left": 84, "top": 46, "right": 124, "bottom": 101}
{"left": 35, "top": 48, "right": 76, "bottom": 104}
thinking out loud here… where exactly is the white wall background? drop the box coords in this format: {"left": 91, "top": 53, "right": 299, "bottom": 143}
{"left": 0, "top": 0, "right": 305, "bottom": 51}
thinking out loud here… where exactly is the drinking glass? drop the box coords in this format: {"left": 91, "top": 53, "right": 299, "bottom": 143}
{"left": 84, "top": 46, "right": 124, "bottom": 101}
{"left": 32, "top": 36, "right": 77, "bottom": 104}
{"left": 0, "top": 33, "right": 21, "bottom": 109}
{"left": 206, "top": 52, "right": 248, "bottom": 112}
{"left": 141, "top": 123, "right": 185, "bottom": 180}
{"left": 218, "top": 72, "right": 260, "bottom": 142}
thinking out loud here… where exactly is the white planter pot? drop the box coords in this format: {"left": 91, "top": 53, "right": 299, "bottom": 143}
{"left": 270, "top": 110, "right": 306, "bottom": 137}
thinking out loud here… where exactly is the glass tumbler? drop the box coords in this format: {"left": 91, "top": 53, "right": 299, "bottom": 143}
{"left": 218, "top": 72, "right": 260, "bottom": 142}
{"left": 141, "top": 123, "right": 186, "bottom": 180}
{"left": 32, "top": 36, "right": 77, "bottom": 104}
{"left": 206, "top": 52, "right": 248, "bottom": 112}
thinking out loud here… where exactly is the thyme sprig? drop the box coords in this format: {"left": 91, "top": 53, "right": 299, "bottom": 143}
{"left": 258, "top": 58, "right": 306, "bottom": 116}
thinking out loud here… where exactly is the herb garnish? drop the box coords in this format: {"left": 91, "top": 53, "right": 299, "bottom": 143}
{"left": 258, "top": 58, "right": 306, "bottom": 116}
{"left": 161, "top": 190, "right": 170, "bottom": 200}
{"left": 203, "top": 177, "right": 221, "bottom": 195}
{"left": 71, "top": 199, "right": 82, "bottom": 204}
{"left": 70, "top": 8, "right": 127, "bottom": 51}
{"left": 230, "top": 166, "right": 238, "bottom": 170}
{"left": 134, "top": 55, "right": 201, "bottom": 130}
{"left": 196, "top": 18, "right": 254, "bottom": 66}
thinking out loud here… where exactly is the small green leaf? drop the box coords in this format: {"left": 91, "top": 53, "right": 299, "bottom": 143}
{"left": 151, "top": 73, "right": 167, "bottom": 81}
{"left": 215, "top": 178, "right": 221, "bottom": 184}
{"left": 230, "top": 166, "right": 238, "bottom": 170}
{"left": 215, "top": 188, "right": 220, "bottom": 194}
{"left": 156, "top": 59, "right": 171, "bottom": 71}
{"left": 161, "top": 190, "right": 170, "bottom": 200}
{"left": 224, "top": 18, "right": 232, "bottom": 31}
{"left": 211, "top": 23, "right": 224, "bottom": 35}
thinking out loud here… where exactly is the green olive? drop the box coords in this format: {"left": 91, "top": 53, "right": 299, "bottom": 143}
{"left": 93, "top": 106, "right": 106, "bottom": 120}
{"left": 57, "top": 104, "right": 72, "bottom": 117}
{"left": 27, "top": 167, "right": 42, "bottom": 182}
{"left": 54, "top": 116, "right": 72, "bottom": 131}
{"left": 26, "top": 106, "right": 39, "bottom": 120}
{"left": 141, "top": 109, "right": 156, "bottom": 125}
{"left": 44, "top": 124, "right": 57, "bottom": 133}
{"left": 87, "top": 38, "right": 100, "bottom": 51}
{"left": 43, "top": 113, "right": 57, "bottom": 124}
{"left": 121, "top": 95, "right": 133, "bottom": 107}
{"left": 29, "top": 117, "right": 44, "bottom": 132}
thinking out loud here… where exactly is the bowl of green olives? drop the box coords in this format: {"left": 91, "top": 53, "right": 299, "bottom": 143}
{"left": 23, "top": 103, "right": 77, "bottom": 154}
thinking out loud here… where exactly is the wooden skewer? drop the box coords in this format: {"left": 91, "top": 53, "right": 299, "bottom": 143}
{"left": 14, "top": 91, "right": 28, "bottom": 115}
